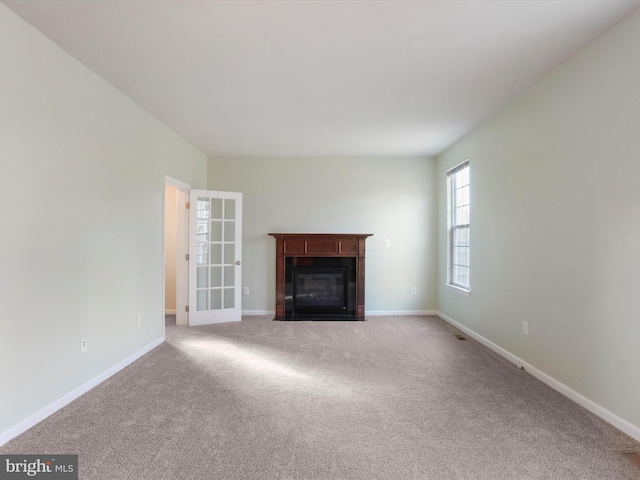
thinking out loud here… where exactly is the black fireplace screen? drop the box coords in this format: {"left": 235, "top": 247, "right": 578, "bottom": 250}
{"left": 292, "top": 267, "right": 348, "bottom": 315}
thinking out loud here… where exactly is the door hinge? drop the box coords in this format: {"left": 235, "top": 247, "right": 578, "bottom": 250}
{"left": 185, "top": 254, "right": 189, "bottom": 261}
{"left": 185, "top": 202, "right": 190, "bottom": 209}
{"left": 185, "top": 305, "right": 189, "bottom": 312}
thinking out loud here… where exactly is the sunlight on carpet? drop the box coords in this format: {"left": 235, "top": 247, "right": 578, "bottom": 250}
{"left": 183, "top": 338, "right": 311, "bottom": 380}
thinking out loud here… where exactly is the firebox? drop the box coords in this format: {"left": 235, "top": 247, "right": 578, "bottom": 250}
{"left": 292, "top": 266, "right": 348, "bottom": 316}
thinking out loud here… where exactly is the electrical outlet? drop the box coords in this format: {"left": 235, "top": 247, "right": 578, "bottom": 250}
{"left": 522, "top": 321, "right": 528, "bottom": 336}
{"left": 411, "top": 287, "right": 417, "bottom": 295}
{"left": 136, "top": 313, "right": 142, "bottom": 327}
{"left": 80, "top": 337, "right": 88, "bottom": 354}
{"left": 385, "top": 239, "right": 391, "bottom": 247}
{"left": 243, "top": 287, "right": 249, "bottom": 295}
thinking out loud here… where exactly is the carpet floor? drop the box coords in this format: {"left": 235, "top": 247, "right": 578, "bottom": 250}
{"left": 2, "top": 315, "right": 639, "bottom": 479}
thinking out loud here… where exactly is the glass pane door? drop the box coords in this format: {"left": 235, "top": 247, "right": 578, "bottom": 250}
{"left": 189, "top": 190, "right": 242, "bottom": 325}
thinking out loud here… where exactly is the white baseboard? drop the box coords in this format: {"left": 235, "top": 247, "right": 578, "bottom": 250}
{"left": 0, "top": 337, "right": 165, "bottom": 447}
{"left": 164, "top": 309, "right": 176, "bottom": 315}
{"left": 436, "top": 311, "right": 640, "bottom": 443}
{"left": 366, "top": 310, "right": 439, "bottom": 316}
{"left": 242, "top": 310, "right": 274, "bottom": 316}
{"left": 436, "top": 311, "right": 522, "bottom": 365}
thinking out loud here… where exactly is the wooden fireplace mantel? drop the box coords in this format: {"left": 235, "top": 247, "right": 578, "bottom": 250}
{"left": 268, "top": 233, "right": 373, "bottom": 321}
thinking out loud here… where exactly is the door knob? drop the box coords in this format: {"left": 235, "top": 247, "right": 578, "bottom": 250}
{"left": 236, "top": 260, "right": 241, "bottom": 265}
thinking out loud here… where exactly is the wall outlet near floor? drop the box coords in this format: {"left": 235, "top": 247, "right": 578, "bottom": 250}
{"left": 80, "top": 337, "right": 88, "bottom": 354}
{"left": 136, "top": 313, "right": 142, "bottom": 327}
{"left": 411, "top": 287, "right": 417, "bottom": 295}
{"left": 243, "top": 287, "right": 249, "bottom": 295}
{"left": 522, "top": 321, "right": 529, "bottom": 336}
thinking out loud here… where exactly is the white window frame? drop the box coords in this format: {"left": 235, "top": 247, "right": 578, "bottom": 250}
{"left": 447, "top": 160, "right": 470, "bottom": 291}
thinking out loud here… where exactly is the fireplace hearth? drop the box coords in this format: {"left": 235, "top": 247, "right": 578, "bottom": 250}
{"left": 269, "top": 233, "right": 373, "bottom": 321}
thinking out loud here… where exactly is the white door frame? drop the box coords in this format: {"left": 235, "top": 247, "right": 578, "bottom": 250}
{"left": 164, "top": 176, "right": 190, "bottom": 333}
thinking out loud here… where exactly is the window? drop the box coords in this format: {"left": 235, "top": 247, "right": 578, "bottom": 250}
{"left": 447, "top": 161, "right": 470, "bottom": 290}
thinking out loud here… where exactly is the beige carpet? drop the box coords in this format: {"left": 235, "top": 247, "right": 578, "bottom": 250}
{"left": 2, "top": 315, "right": 639, "bottom": 479}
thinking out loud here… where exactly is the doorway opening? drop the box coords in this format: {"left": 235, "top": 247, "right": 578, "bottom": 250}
{"left": 164, "top": 176, "right": 190, "bottom": 330}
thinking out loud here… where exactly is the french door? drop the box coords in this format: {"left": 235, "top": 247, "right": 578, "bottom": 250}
{"left": 188, "top": 190, "right": 242, "bottom": 325}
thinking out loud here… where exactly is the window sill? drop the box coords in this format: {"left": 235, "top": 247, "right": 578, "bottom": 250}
{"left": 445, "top": 284, "right": 470, "bottom": 296}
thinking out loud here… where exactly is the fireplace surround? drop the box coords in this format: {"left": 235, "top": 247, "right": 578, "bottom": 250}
{"left": 269, "top": 233, "right": 372, "bottom": 321}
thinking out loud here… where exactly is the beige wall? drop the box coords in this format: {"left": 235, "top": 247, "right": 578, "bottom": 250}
{"left": 437, "top": 9, "right": 640, "bottom": 435}
{"left": 208, "top": 156, "right": 438, "bottom": 314}
{"left": 164, "top": 185, "right": 178, "bottom": 312}
{"left": 0, "top": 5, "right": 207, "bottom": 437}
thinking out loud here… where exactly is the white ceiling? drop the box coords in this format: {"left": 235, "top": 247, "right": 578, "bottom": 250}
{"left": 4, "top": 0, "right": 639, "bottom": 157}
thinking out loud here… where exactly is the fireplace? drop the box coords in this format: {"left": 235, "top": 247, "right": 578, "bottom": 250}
{"left": 269, "top": 233, "right": 372, "bottom": 321}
